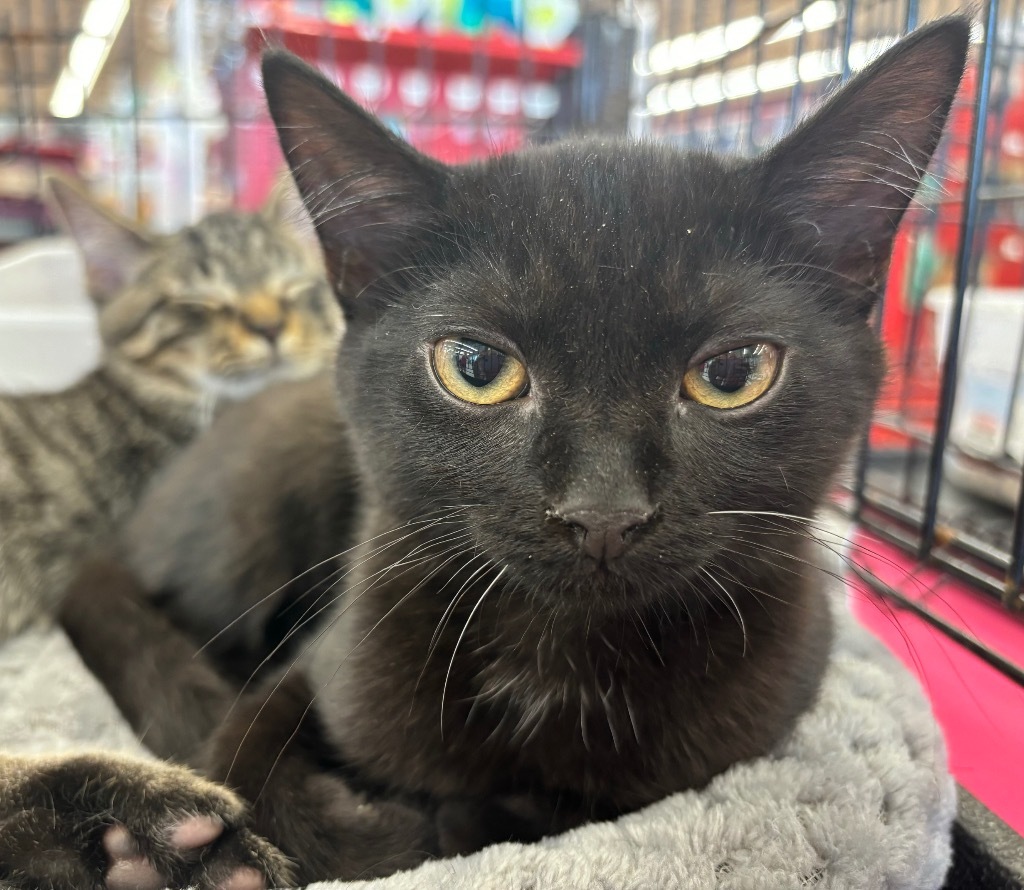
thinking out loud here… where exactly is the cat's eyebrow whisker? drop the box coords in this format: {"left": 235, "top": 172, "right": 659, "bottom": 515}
{"left": 758, "top": 259, "right": 880, "bottom": 299}
{"left": 440, "top": 565, "right": 507, "bottom": 740}
{"left": 352, "top": 264, "right": 444, "bottom": 305}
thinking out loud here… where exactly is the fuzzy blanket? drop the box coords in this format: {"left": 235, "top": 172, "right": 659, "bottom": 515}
{"left": 0, "top": 599, "right": 955, "bottom": 890}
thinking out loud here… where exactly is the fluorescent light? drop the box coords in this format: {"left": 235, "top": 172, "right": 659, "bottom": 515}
{"left": 692, "top": 72, "right": 723, "bottom": 106}
{"left": 49, "top": 0, "right": 130, "bottom": 118}
{"left": 670, "top": 34, "right": 696, "bottom": 68}
{"left": 646, "top": 83, "right": 670, "bottom": 115}
{"left": 667, "top": 79, "right": 694, "bottom": 112}
{"left": 649, "top": 40, "right": 674, "bottom": 74}
{"left": 848, "top": 36, "right": 897, "bottom": 68}
{"left": 722, "top": 66, "right": 758, "bottom": 99}
{"left": 69, "top": 34, "right": 109, "bottom": 87}
{"left": 49, "top": 69, "right": 86, "bottom": 118}
{"left": 694, "top": 26, "right": 727, "bottom": 61}
{"left": 768, "top": 19, "right": 805, "bottom": 44}
{"left": 81, "top": 0, "right": 129, "bottom": 38}
{"left": 802, "top": 1, "right": 839, "bottom": 32}
{"left": 725, "top": 17, "right": 765, "bottom": 51}
{"left": 798, "top": 49, "right": 839, "bottom": 82}
{"left": 757, "top": 57, "right": 799, "bottom": 91}
{"left": 767, "top": 2, "right": 839, "bottom": 45}
{"left": 649, "top": 16, "right": 764, "bottom": 75}
{"left": 646, "top": 33, "right": 909, "bottom": 116}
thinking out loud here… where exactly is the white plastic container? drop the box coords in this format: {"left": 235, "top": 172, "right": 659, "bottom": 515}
{"left": 925, "top": 285, "right": 1024, "bottom": 506}
{"left": 0, "top": 237, "right": 100, "bottom": 394}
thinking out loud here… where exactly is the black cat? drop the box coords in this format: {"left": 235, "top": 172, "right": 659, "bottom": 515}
{"left": 1, "top": 17, "right": 969, "bottom": 890}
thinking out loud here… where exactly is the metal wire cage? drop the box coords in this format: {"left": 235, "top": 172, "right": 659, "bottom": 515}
{"left": 0, "top": 0, "right": 638, "bottom": 236}
{"left": 633, "top": 0, "right": 1024, "bottom": 685}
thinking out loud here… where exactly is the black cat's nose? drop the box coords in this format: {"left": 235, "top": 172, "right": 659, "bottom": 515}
{"left": 553, "top": 506, "right": 653, "bottom": 562}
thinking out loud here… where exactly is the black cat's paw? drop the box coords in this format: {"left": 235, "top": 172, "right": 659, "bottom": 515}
{"left": 0, "top": 753, "right": 295, "bottom": 890}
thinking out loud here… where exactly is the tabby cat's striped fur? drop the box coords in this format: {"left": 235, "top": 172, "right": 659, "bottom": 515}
{"left": 0, "top": 178, "right": 339, "bottom": 639}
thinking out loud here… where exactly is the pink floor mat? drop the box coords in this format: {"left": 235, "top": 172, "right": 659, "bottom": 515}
{"left": 849, "top": 531, "right": 1024, "bottom": 835}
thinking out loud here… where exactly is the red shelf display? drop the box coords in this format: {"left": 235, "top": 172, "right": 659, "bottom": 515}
{"left": 245, "top": 3, "right": 582, "bottom": 77}
{"left": 233, "top": 1, "right": 583, "bottom": 208}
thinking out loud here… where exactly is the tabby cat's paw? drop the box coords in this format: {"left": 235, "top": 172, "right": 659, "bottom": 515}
{"left": 0, "top": 753, "right": 295, "bottom": 890}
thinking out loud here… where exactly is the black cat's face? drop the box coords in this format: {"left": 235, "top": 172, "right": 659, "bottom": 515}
{"left": 263, "top": 18, "right": 967, "bottom": 611}
{"left": 335, "top": 145, "right": 883, "bottom": 608}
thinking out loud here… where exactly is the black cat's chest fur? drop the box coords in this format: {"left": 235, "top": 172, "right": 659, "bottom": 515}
{"left": 308, "top": 536, "right": 832, "bottom": 813}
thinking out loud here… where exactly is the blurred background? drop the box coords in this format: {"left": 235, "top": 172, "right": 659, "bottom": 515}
{"left": 1, "top": 0, "right": 1023, "bottom": 856}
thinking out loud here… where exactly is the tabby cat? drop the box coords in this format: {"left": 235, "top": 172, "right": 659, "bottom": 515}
{"left": 0, "top": 179, "right": 339, "bottom": 640}
{"left": 2, "top": 17, "right": 968, "bottom": 890}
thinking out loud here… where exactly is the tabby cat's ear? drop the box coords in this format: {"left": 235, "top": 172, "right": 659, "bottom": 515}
{"left": 758, "top": 16, "right": 970, "bottom": 305}
{"left": 45, "top": 175, "right": 156, "bottom": 304}
{"left": 261, "top": 52, "right": 449, "bottom": 321}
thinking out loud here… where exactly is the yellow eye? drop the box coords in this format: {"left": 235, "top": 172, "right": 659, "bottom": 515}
{"left": 433, "top": 337, "right": 528, "bottom": 405}
{"left": 682, "top": 343, "right": 781, "bottom": 409}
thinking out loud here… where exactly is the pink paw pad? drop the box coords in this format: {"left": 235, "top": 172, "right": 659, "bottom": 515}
{"left": 217, "top": 866, "right": 267, "bottom": 890}
{"left": 103, "top": 826, "right": 163, "bottom": 890}
{"left": 168, "top": 814, "right": 225, "bottom": 850}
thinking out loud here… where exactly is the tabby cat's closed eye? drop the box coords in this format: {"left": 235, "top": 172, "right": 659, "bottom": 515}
{"left": 432, "top": 337, "right": 529, "bottom": 404}
{"left": 682, "top": 343, "right": 781, "bottom": 409}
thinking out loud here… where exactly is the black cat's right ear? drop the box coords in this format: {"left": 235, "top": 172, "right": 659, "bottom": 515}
{"left": 45, "top": 175, "right": 156, "bottom": 303}
{"left": 757, "top": 16, "right": 970, "bottom": 309}
{"left": 261, "top": 51, "right": 450, "bottom": 321}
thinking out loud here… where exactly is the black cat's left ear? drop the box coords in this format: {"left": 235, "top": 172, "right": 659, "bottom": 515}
{"left": 759, "top": 16, "right": 970, "bottom": 303}
{"left": 261, "top": 51, "right": 450, "bottom": 322}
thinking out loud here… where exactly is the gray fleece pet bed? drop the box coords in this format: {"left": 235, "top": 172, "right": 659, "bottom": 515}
{"left": 0, "top": 599, "right": 955, "bottom": 890}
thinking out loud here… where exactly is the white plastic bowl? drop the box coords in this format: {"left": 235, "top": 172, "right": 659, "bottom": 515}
{"left": 0, "top": 237, "right": 100, "bottom": 394}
